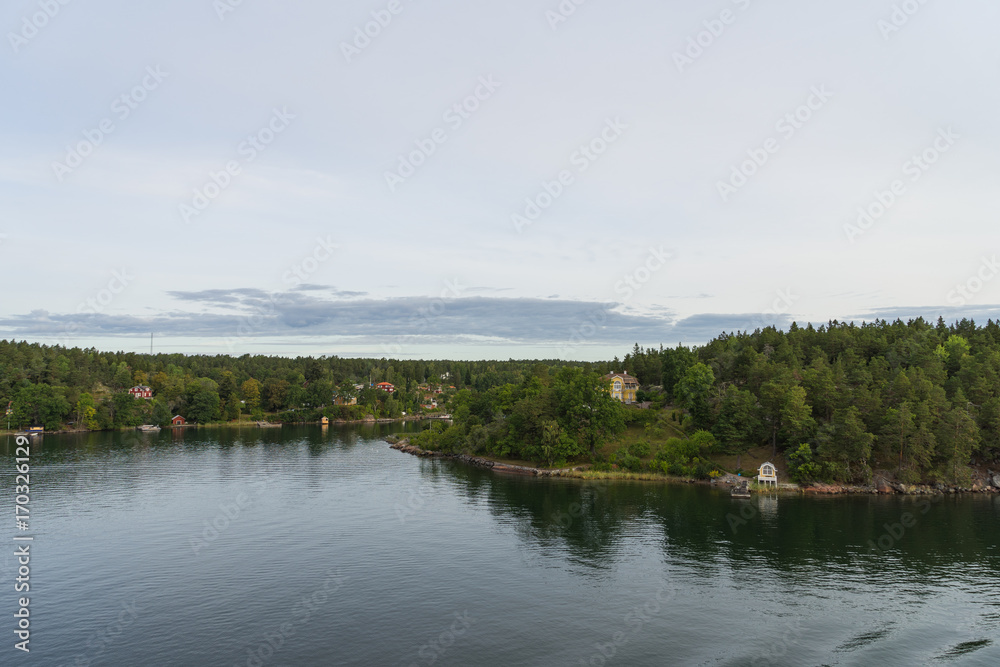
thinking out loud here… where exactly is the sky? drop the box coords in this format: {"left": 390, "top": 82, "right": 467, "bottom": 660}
{"left": 1, "top": 0, "right": 998, "bottom": 361}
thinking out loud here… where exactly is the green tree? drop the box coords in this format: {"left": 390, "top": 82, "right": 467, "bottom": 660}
{"left": 224, "top": 395, "right": 241, "bottom": 421}
{"left": 241, "top": 378, "right": 262, "bottom": 411}
{"left": 218, "top": 371, "right": 238, "bottom": 402}
{"left": 112, "top": 362, "right": 132, "bottom": 390}
{"left": 712, "top": 385, "right": 761, "bottom": 468}
{"left": 673, "top": 362, "right": 715, "bottom": 430}
{"left": 305, "top": 379, "right": 333, "bottom": 409}
{"left": 818, "top": 406, "right": 875, "bottom": 482}
{"left": 935, "top": 405, "right": 979, "bottom": 485}
{"left": 553, "top": 367, "right": 625, "bottom": 457}
{"left": 879, "top": 402, "right": 917, "bottom": 473}
{"left": 787, "top": 443, "right": 823, "bottom": 482}
{"left": 12, "top": 383, "right": 70, "bottom": 431}
{"left": 935, "top": 334, "right": 971, "bottom": 376}
{"left": 264, "top": 378, "right": 289, "bottom": 411}
{"left": 75, "top": 392, "right": 99, "bottom": 430}
{"left": 188, "top": 388, "right": 221, "bottom": 424}
{"left": 110, "top": 392, "right": 142, "bottom": 428}
{"left": 780, "top": 385, "right": 815, "bottom": 449}
{"left": 151, "top": 399, "right": 172, "bottom": 428}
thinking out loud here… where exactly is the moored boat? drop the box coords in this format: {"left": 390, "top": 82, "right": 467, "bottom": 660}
{"left": 137, "top": 424, "right": 161, "bottom": 432}
{"left": 731, "top": 481, "right": 752, "bottom": 499}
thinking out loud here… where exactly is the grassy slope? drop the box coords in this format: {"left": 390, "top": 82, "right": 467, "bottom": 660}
{"left": 598, "top": 406, "right": 789, "bottom": 480}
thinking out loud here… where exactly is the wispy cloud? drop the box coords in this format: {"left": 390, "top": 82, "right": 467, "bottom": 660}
{"left": 0, "top": 286, "right": 826, "bottom": 348}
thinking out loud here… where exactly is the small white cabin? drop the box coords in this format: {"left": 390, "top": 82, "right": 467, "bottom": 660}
{"left": 757, "top": 462, "right": 777, "bottom": 487}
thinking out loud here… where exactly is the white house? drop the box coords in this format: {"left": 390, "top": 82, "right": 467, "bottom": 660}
{"left": 757, "top": 462, "right": 777, "bottom": 487}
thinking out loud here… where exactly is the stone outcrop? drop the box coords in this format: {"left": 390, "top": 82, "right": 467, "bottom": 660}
{"left": 389, "top": 439, "right": 1000, "bottom": 493}
{"left": 389, "top": 440, "right": 583, "bottom": 477}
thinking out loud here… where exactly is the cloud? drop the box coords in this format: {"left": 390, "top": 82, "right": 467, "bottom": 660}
{"left": 5, "top": 286, "right": 994, "bottom": 352}
{"left": 0, "top": 290, "right": 676, "bottom": 344}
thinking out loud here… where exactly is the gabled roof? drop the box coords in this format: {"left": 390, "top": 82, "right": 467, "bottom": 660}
{"left": 602, "top": 372, "right": 639, "bottom": 386}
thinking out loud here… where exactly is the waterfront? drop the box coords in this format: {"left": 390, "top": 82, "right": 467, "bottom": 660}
{"left": 2, "top": 425, "right": 999, "bottom": 665}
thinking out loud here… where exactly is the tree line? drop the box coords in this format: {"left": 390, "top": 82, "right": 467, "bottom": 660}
{"left": 623, "top": 317, "right": 1000, "bottom": 484}
{"left": 3, "top": 316, "right": 999, "bottom": 485}
{"left": 0, "top": 341, "right": 604, "bottom": 430}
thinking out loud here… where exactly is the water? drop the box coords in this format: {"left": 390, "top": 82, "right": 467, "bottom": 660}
{"left": 2, "top": 425, "right": 999, "bottom": 666}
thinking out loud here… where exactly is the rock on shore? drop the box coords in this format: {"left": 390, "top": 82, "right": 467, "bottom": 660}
{"left": 388, "top": 439, "right": 582, "bottom": 477}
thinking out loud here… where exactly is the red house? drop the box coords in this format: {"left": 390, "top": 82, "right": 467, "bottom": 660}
{"left": 171, "top": 415, "right": 186, "bottom": 426}
{"left": 375, "top": 382, "right": 395, "bottom": 393}
{"left": 129, "top": 385, "right": 152, "bottom": 399}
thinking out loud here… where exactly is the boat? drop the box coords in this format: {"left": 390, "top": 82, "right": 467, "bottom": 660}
{"left": 731, "top": 481, "right": 752, "bottom": 499}
{"left": 137, "top": 424, "right": 161, "bottom": 432}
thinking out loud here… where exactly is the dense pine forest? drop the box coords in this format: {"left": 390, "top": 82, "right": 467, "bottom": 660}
{"left": 624, "top": 317, "right": 1000, "bottom": 485}
{"left": 3, "top": 316, "right": 999, "bottom": 485}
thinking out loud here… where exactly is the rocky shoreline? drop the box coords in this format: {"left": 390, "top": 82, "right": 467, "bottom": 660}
{"left": 388, "top": 439, "right": 584, "bottom": 477}
{"left": 389, "top": 438, "right": 1000, "bottom": 495}
{"left": 802, "top": 474, "right": 1000, "bottom": 496}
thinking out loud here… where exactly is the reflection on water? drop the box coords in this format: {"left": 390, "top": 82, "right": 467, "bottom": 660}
{"left": 2, "top": 425, "right": 999, "bottom": 666}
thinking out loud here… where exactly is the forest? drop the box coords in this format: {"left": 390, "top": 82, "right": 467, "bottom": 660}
{"left": 405, "top": 317, "right": 1000, "bottom": 485}
{"left": 3, "top": 316, "right": 999, "bottom": 485}
{"left": 0, "top": 340, "right": 602, "bottom": 431}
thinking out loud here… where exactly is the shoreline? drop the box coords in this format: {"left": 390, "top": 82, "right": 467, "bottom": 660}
{"left": 387, "top": 438, "right": 1000, "bottom": 496}
{"left": 0, "top": 415, "right": 440, "bottom": 437}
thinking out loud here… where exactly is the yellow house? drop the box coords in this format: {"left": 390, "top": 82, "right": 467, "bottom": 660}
{"left": 603, "top": 372, "right": 639, "bottom": 404}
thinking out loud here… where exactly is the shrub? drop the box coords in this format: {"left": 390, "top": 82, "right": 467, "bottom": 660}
{"left": 788, "top": 443, "right": 824, "bottom": 483}
{"left": 629, "top": 440, "right": 651, "bottom": 458}
{"left": 612, "top": 447, "right": 642, "bottom": 471}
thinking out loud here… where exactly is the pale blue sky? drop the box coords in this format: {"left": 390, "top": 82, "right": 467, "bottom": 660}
{"left": 2, "top": 0, "right": 998, "bottom": 360}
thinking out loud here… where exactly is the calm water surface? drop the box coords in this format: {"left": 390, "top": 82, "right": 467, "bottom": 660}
{"left": 2, "top": 425, "right": 999, "bottom": 666}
